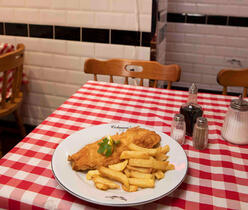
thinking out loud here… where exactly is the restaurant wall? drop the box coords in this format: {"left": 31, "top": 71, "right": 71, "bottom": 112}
{"left": 166, "top": 0, "right": 248, "bottom": 93}
{"left": 0, "top": 0, "right": 153, "bottom": 125}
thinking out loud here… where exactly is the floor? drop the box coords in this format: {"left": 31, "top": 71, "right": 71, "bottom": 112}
{"left": 0, "top": 122, "right": 35, "bottom": 158}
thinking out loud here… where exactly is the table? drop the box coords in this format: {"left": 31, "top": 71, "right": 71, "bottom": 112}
{"left": 0, "top": 80, "right": 247, "bottom": 209}
{"left": 0, "top": 43, "right": 28, "bottom": 98}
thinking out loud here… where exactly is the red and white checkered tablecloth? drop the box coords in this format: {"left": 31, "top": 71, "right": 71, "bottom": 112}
{"left": 0, "top": 80, "right": 247, "bottom": 210}
{"left": 0, "top": 43, "right": 28, "bottom": 98}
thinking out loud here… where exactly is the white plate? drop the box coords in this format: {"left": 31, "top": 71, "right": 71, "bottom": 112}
{"left": 52, "top": 123, "right": 188, "bottom": 207}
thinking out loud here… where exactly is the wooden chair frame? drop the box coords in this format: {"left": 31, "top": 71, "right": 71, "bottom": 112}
{"left": 217, "top": 68, "right": 248, "bottom": 97}
{"left": 0, "top": 43, "right": 26, "bottom": 138}
{"left": 84, "top": 58, "right": 181, "bottom": 89}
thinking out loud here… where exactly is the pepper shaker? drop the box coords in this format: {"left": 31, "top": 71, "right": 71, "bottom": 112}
{"left": 170, "top": 114, "right": 186, "bottom": 145}
{"left": 192, "top": 117, "right": 208, "bottom": 150}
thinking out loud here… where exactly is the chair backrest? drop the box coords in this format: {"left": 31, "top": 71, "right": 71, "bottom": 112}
{"left": 217, "top": 68, "right": 248, "bottom": 97}
{"left": 0, "top": 43, "right": 25, "bottom": 109}
{"left": 84, "top": 58, "right": 181, "bottom": 89}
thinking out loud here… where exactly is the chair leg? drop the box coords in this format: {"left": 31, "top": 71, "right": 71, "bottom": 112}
{"left": 13, "top": 110, "right": 26, "bottom": 138}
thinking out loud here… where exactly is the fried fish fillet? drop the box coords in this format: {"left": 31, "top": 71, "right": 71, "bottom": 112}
{"left": 68, "top": 126, "right": 161, "bottom": 171}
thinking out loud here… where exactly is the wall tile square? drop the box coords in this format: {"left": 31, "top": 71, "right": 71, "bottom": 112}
{"left": 67, "top": 11, "right": 95, "bottom": 27}
{"left": 30, "top": 24, "right": 53, "bottom": 39}
{"left": 25, "top": 0, "right": 52, "bottom": 9}
{"left": 207, "top": 15, "right": 227, "bottom": 26}
{"left": 82, "top": 28, "right": 109, "bottom": 43}
{"left": 40, "top": 10, "right": 66, "bottom": 25}
{"left": 111, "top": 0, "right": 136, "bottom": 13}
{"left": 111, "top": 30, "right": 140, "bottom": 46}
{"left": 187, "top": 14, "right": 206, "bottom": 24}
{"left": 229, "top": 16, "right": 248, "bottom": 27}
{"left": 14, "top": 8, "right": 40, "bottom": 24}
{"left": 5, "top": 23, "right": 27, "bottom": 37}
{"left": 67, "top": 41, "right": 95, "bottom": 57}
{"left": 167, "top": 13, "right": 185, "bottom": 23}
{"left": 142, "top": 32, "right": 152, "bottom": 47}
{"left": 138, "top": 0, "right": 152, "bottom": 14}
{"left": 0, "top": 23, "right": 3, "bottom": 35}
{"left": 95, "top": 43, "right": 124, "bottom": 59}
{"left": 40, "top": 39, "right": 67, "bottom": 54}
{"left": 55, "top": 26, "right": 80, "bottom": 41}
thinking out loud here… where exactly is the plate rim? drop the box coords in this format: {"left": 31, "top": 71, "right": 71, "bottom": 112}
{"left": 51, "top": 123, "right": 188, "bottom": 207}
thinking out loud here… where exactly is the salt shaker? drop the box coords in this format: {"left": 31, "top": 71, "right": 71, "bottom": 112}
{"left": 170, "top": 114, "right": 186, "bottom": 145}
{"left": 192, "top": 117, "right": 208, "bottom": 150}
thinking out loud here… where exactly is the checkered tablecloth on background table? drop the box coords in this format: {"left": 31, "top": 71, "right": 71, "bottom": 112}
{"left": 0, "top": 80, "right": 247, "bottom": 209}
{"left": 0, "top": 43, "right": 28, "bottom": 98}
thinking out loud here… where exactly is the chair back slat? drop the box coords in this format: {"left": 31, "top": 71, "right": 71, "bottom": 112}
{"left": 84, "top": 58, "right": 181, "bottom": 89}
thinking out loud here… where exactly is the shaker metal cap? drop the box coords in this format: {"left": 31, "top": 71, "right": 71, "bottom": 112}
{"left": 196, "top": 117, "right": 208, "bottom": 126}
{"left": 230, "top": 95, "right": 248, "bottom": 111}
{"left": 174, "top": 113, "right": 185, "bottom": 121}
{"left": 189, "top": 83, "right": 198, "bottom": 94}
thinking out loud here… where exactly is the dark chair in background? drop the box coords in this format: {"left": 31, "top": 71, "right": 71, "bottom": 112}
{"left": 0, "top": 43, "right": 26, "bottom": 147}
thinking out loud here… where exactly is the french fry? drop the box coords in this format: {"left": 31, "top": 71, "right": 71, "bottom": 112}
{"left": 120, "top": 151, "right": 150, "bottom": 159}
{"left": 92, "top": 176, "right": 120, "bottom": 189}
{"left": 128, "top": 178, "right": 155, "bottom": 188}
{"left": 94, "top": 182, "right": 109, "bottom": 191}
{"left": 124, "top": 168, "right": 131, "bottom": 177}
{"left": 161, "top": 145, "right": 170, "bottom": 154}
{"left": 129, "top": 158, "right": 168, "bottom": 171}
{"left": 122, "top": 184, "right": 138, "bottom": 192}
{"left": 108, "top": 160, "right": 128, "bottom": 171}
{"left": 155, "top": 153, "right": 168, "bottom": 161}
{"left": 126, "top": 165, "right": 152, "bottom": 173}
{"left": 128, "top": 143, "right": 158, "bottom": 156}
{"left": 151, "top": 158, "right": 169, "bottom": 171}
{"left": 154, "top": 170, "right": 164, "bottom": 180}
{"left": 99, "top": 166, "right": 129, "bottom": 188}
{"left": 128, "top": 158, "right": 154, "bottom": 168}
{"left": 166, "top": 163, "right": 175, "bottom": 171}
{"left": 86, "top": 170, "right": 100, "bottom": 180}
{"left": 130, "top": 170, "right": 154, "bottom": 179}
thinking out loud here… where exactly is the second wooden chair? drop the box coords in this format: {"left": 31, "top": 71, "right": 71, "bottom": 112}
{"left": 217, "top": 68, "right": 248, "bottom": 97}
{"left": 0, "top": 43, "right": 26, "bottom": 139}
{"left": 84, "top": 58, "right": 181, "bottom": 89}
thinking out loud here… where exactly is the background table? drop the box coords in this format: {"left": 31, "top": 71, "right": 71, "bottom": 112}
{"left": 0, "top": 80, "right": 247, "bottom": 209}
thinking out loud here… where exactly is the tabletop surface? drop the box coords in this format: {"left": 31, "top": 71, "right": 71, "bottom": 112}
{"left": 0, "top": 80, "right": 247, "bottom": 210}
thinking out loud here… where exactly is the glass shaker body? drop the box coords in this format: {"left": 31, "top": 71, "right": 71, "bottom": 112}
{"left": 180, "top": 103, "right": 203, "bottom": 136}
{"left": 192, "top": 117, "right": 208, "bottom": 150}
{"left": 221, "top": 97, "right": 248, "bottom": 144}
{"left": 170, "top": 114, "right": 186, "bottom": 145}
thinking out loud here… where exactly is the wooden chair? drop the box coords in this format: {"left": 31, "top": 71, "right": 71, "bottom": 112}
{"left": 0, "top": 43, "right": 26, "bottom": 139}
{"left": 84, "top": 58, "right": 181, "bottom": 89}
{"left": 217, "top": 68, "right": 248, "bottom": 97}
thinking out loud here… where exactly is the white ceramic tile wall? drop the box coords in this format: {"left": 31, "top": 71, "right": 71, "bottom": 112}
{"left": 0, "top": 0, "right": 152, "bottom": 125}
{"left": 0, "top": 0, "right": 152, "bottom": 31}
{"left": 0, "top": 35, "right": 151, "bottom": 125}
{"left": 167, "top": 0, "right": 248, "bottom": 93}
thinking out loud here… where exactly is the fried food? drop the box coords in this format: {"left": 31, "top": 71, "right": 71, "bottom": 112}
{"left": 86, "top": 142, "right": 175, "bottom": 192}
{"left": 68, "top": 127, "right": 161, "bottom": 171}
{"left": 99, "top": 166, "right": 129, "bottom": 188}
